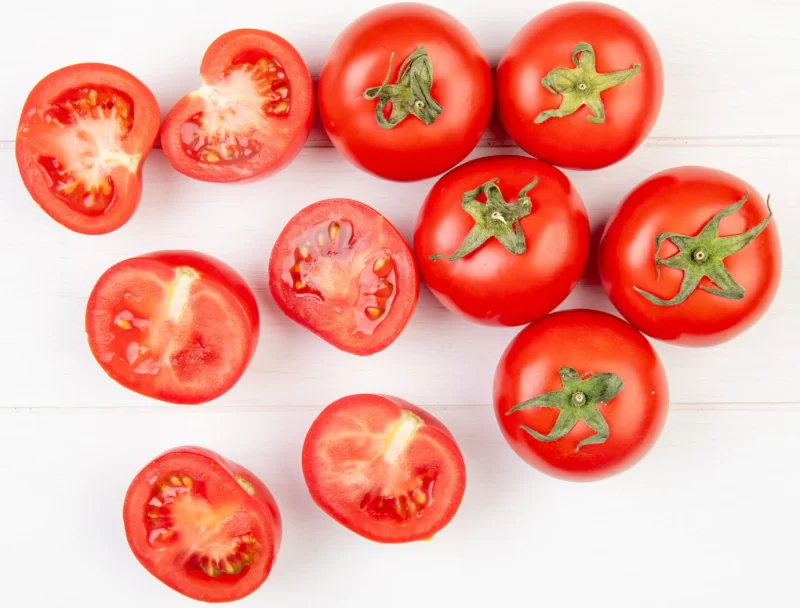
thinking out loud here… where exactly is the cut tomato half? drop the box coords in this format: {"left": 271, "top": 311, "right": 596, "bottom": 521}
{"left": 16, "top": 63, "right": 160, "bottom": 234}
{"left": 162, "top": 29, "right": 314, "bottom": 182}
{"left": 302, "top": 395, "right": 466, "bottom": 543}
{"left": 86, "top": 251, "right": 259, "bottom": 404}
{"left": 123, "top": 447, "right": 281, "bottom": 602}
{"left": 268, "top": 199, "right": 419, "bottom": 355}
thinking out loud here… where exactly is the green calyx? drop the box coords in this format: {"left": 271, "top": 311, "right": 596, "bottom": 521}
{"left": 429, "top": 177, "right": 538, "bottom": 262}
{"left": 535, "top": 42, "right": 640, "bottom": 125}
{"left": 363, "top": 46, "right": 442, "bottom": 129}
{"left": 635, "top": 191, "right": 774, "bottom": 306}
{"left": 506, "top": 367, "right": 624, "bottom": 452}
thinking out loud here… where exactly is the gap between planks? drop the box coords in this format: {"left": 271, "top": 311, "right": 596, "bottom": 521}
{"left": 2, "top": 135, "right": 800, "bottom": 151}
{"left": 1, "top": 403, "right": 799, "bottom": 413}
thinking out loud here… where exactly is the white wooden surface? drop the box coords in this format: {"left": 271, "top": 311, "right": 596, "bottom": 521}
{"left": 1, "top": 1, "right": 798, "bottom": 606}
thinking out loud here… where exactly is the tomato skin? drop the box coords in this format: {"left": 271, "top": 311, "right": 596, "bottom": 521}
{"left": 598, "top": 166, "right": 781, "bottom": 346}
{"left": 123, "top": 447, "right": 281, "bottom": 603}
{"left": 268, "top": 199, "right": 419, "bottom": 356}
{"left": 16, "top": 63, "right": 160, "bottom": 234}
{"left": 86, "top": 251, "right": 259, "bottom": 404}
{"left": 496, "top": 3, "right": 663, "bottom": 170}
{"left": 302, "top": 394, "right": 466, "bottom": 543}
{"left": 414, "top": 155, "right": 589, "bottom": 325}
{"left": 494, "top": 310, "right": 669, "bottom": 481}
{"left": 319, "top": 3, "right": 493, "bottom": 181}
{"left": 162, "top": 29, "right": 314, "bottom": 182}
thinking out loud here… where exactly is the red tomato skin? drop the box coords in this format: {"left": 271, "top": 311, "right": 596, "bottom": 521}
{"left": 268, "top": 199, "right": 420, "bottom": 356}
{"left": 496, "top": 3, "right": 663, "bottom": 170}
{"left": 414, "top": 155, "right": 590, "bottom": 325}
{"left": 16, "top": 63, "right": 160, "bottom": 234}
{"left": 86, "top": 251, "right": 260, "bottom": 404}
{"left": 302, "top": 394, "right": 466, "bottom": 543}
{"left": 319, "top": 3, "right": 493, "bottom": 181}
{"left": 161, "top": 29, "right": 314, "bottom": 182}
{"left": 123, "top": 447, "right": 281, "bottom": 603}
{"left": 598, "top": 166, "right": 781, "bottom": 346}
{"left": 494, "top": 310, "right": 669, "bottom": 482}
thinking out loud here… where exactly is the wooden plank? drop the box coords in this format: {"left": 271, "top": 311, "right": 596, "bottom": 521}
{"left": 1, "top": 0, "right": 799, "bottom": 140}
{"left": 1, "top": 142, "right": 796, "bottom": 408}
{"left": 0, "top": 405, "right": 796, "bottom": 607}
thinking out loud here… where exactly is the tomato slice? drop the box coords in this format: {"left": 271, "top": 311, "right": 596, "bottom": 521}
{"left": 124, "top": 447, "right": 281, "bottom": 602}
{"left": 268, "top": 199, "right": 419, "bottom": 355}
{"left": 162, "top": 29, "right": 314, "bottom": 182}
{"left": 303, "top": 395, "right": 466, "bottom": 543}
{"left": 86, "top": 251, "right": 259, "bottom": 404}
{"left": 16, "top": 63, "right": 160, "bottom": 234}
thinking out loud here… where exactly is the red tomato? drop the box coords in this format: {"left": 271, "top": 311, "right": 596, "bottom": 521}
{"left": 414, "top": 155, "right": 589, "bottom": 325}
{"left": 496, "top": 3, "right": 663, "bottom": 170}
{"left": 269, "top": 199, "right": 419, "bottom": 355}
{"left": 86, "top": 251, "right": 260, "bottom": 404}
{"left": 318, "top": 4, "right": 493, "bottom": 181}
{"left": 16, "top": 63, "right": 160, "bottom": 234}
{"left": 303, "top": 394, "right": 466, "bottom": 543}
{"left": 598, "top": 166, "right": 781, "bottom": 346}
{"left": 494, "top": 310, "right": 669, "bottom": 481}
{"left": 123, "top": 447, "right": 281, "bottom": 602}
{"left": 162, "top": 29, "right": 314, "bottom": 182}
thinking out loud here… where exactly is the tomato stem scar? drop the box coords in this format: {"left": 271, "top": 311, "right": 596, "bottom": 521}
{"left": 167, "top": 266, "right": 200, "bottom": 322}
{"left": 383, "top": 411, "right": 423, "bottom": 463}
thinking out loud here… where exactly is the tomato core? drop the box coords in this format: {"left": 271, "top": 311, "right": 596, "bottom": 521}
{"left": 37, "top": 86, "right": 135, "bottom": 215}
{"left": 145, "top": 474, "right": 259, "bottom": 580}
{"left": 180, "top": 54, "right": 291, "bottom": 165}
{"left": 281, "top": 219, "right": 398, "bottom": 334}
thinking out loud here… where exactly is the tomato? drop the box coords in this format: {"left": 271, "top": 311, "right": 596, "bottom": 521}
{"left": 161, "top": 29, "right": 314, "bottom": 182}
{"left": 86, "top": 251, "right": 259, "bottom": 404}
{"left": 318, "top": 4, "right": 493, "bottom": 181}
{"left": 598, "top": 166, "right": 781, "bottom": 346}
{"left": 124, "top": 447, "right": 281, "bottom": 602}
{"left": 302, "top": 394, "right": 466, "bottom": 543}
{"left": 269, "top": 199, "right": 419, "bottom": 355}
{"left": 496, "top": 3, "right": 663, "bottom": 170}
{"left": 16, "top": 63, "right": 160, "bottom": 234}
{"left": 414, "top": 155, "right": 589, "bottom": 326}
{"left": 494, "top": 310, "right": 669, "bottom": 481}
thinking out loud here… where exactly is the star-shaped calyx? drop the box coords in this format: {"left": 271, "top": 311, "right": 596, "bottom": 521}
{"left": 429, "top": 177, "right": 538, "bottom": 262}
{"left": 506, "top": 367, "right": 623, "bottom": 451}
{"left": 635, "top": 191, "right": 774, "bottom": 306}
{"left": 363, "top": 46, "right": 442, "bottom": 129}
{"left": 535, "top": 42, "right": 640, "bottom": 125}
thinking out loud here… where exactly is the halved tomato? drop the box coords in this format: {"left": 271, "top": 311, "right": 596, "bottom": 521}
{"left": 123, "top": 447, "right": 281, "bottom": 602}
{"left": 16, "top": 63, "right": 160, "bottom": 234}
{"left": 302, "top": 395, "right": 466, "bottom": 543}
{"left": 86, "top": 251, "right": 259, "bottom": 404}
{"left": 162, "top": 29, "right": 314, "bottom": 182}
{"left": 268, "top": 199, "right": 419, "bottom": 355}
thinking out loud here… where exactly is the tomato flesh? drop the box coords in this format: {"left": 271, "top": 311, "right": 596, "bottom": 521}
{"left": 124, "top": 447, "right": 281, "bottom": 602}
{"left": 302, "top": 395, "right": 466, "bottom": 543}
{"left": 16, "top": 64, "right": 159, "bottom": 234}
{"left": 180, "top": 55, "right": 290, "bottom": 165}
{"left": 86, "top": 252, "right": 259, "bottom": 404}
{"left": 161, "top": 29, "right": 314, "bottom": 182}
{"left": 269, "top": 200, "right": 419, "bottom": 355}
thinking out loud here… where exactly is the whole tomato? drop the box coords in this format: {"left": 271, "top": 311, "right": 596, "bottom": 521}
{"left": 598, "top": 166, "right": 781, "bottom": 346}
{"left": 494, "top": 310, "right": 669, "bottom": 481}
{"left": 496, "top": 2, "right": 663, "bottom": 170}
{"left": 318, "top": 3, "right": 493, "bottom": 181}
{"left": 414, "top": 155, "right": 589, "bottom": 326}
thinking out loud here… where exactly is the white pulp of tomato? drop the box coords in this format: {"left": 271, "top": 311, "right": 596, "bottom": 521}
{"left": 193, "top": 71, "right": 271, "bottom": 139}
{"left": 55, "top": 108, "right": 141, "bottom": 190}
